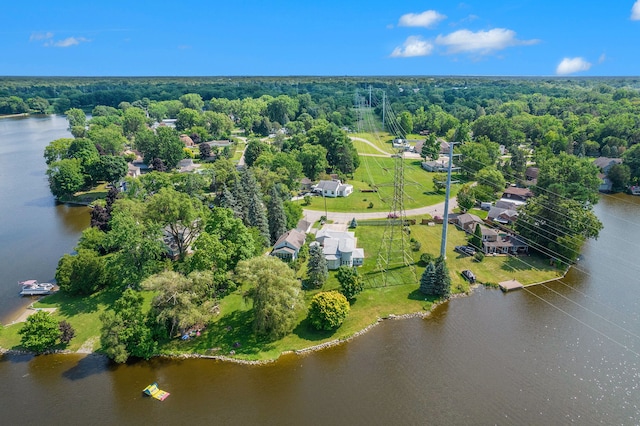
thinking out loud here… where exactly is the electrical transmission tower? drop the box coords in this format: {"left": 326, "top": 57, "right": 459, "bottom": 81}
{"left": 375, "top": 94, "right": 416, "bottom": 286}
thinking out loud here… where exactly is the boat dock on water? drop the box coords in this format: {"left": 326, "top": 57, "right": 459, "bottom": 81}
{"left": 19, "top": 280, "right": 56, "bottom": 296}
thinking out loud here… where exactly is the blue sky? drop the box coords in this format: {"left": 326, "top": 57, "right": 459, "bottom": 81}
{"left": 2, "top": 0, "right": 640, "bottom": 76}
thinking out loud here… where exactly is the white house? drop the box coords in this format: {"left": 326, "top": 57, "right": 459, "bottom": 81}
{"left": 315, "top": 229, "right": 364, "bottom": 269}
{"left": 313, "top": 180, "right": 353, "bottom": 198}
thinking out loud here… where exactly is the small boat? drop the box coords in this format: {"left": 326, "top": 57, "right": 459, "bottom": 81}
{"left": 19, "top": 280, "right": 55, "bottom": 296}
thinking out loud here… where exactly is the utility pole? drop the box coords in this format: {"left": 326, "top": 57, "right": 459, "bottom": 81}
{"left": 440, "top": 142, "right": 457, "bottom": 259}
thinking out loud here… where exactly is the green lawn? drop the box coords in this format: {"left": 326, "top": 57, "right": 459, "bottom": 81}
{"left": 351, "top": 139, "right": 392, "bottom": 155}
{"left": 301, "top": 156, "right": 462, "bottom": 212}
{"left": 350, "top": 131, "right": 395, "bottom": 153}
{"left": 60, "top": 183, "right": 109, "bottom": 205}
{"left": 354, "top": 219, "right": 563, "bottom": 293}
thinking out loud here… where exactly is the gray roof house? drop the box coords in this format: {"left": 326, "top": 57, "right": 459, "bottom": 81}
{"left": 421, "top": 158, "right": 451, "bottom": 172}
{"left": 593, "top": 157, "right": 623, "bottom": 192}
{"left": 270, "top": 229, "right": 306, "bottom": 262}
{"left": 313, "top": 180, "right": 353, "bottom": 198}
{"left": 456, "top": 213, "right": 483, "bottom": 233}
{"left": 487, "top": 206, "right": 519, "bottom": 225}
{"left": 315, "top": 229, "right": 364, "bottom": 270}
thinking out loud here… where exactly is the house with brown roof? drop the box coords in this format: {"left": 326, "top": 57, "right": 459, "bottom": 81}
{"left": 456, "top": 213, "right": 483, "bottom": 233}
{"left": 501, "top": 186, "right": 533, "bottom": 203}
{"left": 270, "top": 229, "right": 306, "bottom": 262}
{"left": 481, "top": 232, "right": 528, "bottom": 255}
{"left": 525, "top": 167, "right": 539, "bottom": 185}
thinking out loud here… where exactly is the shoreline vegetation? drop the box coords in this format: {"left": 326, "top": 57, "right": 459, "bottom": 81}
{"left": 0, "top": 216, "right": 569, "bottom": 365}
{"left": 0, "top": 263, "right": 569, "bottom": 364}
{"left": 2, "top": 76, "right": 616, "bottom": 363}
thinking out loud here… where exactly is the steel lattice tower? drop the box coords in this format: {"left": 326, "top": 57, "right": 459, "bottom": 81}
{"left": 375, "top": 149, "right": 416, "bottom": 286}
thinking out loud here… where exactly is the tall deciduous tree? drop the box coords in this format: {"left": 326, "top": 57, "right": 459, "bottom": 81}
{"left": 65, "top": 108, "right": 86, "bottom": 130}
{"left": 55, "top": 249, "right": 106, "bottom": 295}
{"left": 47, "top": 158, "right": 85, "bottom": 199}
{"left": 336, "top": 266, "right": 364, "bottom": 301}
{"left": 145, "top": 187, "right": 204, "bottom": 259}
{"left": 143, "top": 271, "right": 217, "bottom": 337}
{"left": 535, "top": 152, "right": 600, "bottom": 204}
{"left": 19, "top": 310, "right": 60, "bottom": 353}
{"left": 100, "top": 288, "right": 156, "bottom": 363}
{"left": 236, "top": 256, "right": 305, "bottom": 340}
{"left": 297, "top": 143, "right": 329, "bottom": 180}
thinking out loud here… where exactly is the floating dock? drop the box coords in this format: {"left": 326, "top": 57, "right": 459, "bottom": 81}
{"left": 498, "top": 279, "right": 524, "bottom": 292}
{"left": 143, "top": 382, "right": 170, "bottom": 401}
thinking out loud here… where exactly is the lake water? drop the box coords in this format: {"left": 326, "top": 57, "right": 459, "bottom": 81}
{"left": 0, "top": 116, "right": 639, "bottom": 425}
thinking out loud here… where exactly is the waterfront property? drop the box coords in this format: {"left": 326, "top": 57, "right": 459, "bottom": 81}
{"left": 315, "top": 228, "right": 364, "bottom": 269}
{"left": 271, "top": 229, "right": 307, "bottom": 262}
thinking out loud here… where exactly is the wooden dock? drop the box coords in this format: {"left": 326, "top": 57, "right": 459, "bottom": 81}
{"left": 498, "top": 279, "right": 524, "bottom": 292}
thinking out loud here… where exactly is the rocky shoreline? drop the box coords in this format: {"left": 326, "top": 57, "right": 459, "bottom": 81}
{"left": 1, "top": 285, "right": 485, "bottom": 363}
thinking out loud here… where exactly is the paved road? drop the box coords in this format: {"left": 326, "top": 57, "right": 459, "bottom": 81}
{"left": 302, "top": 197, "right": 458, "bottom": 224}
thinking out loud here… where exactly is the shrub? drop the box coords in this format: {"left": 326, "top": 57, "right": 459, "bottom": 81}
{"left": 474, "top": 252, "right": 485, "bottom": 262}
{"left": 410, "top": 240, "right": 421, "bottom": 251}
{"left": 419, "top": 252, "right": 435, "bottom": 266}
{"left": 58, "top": 320, "right": 76, "bottom": 345}
{"left": 337, "top": 266, "right": 364, "bottom": 301}
{"left": 19, "top": 310, "right": 60, "bottom": 353}
{"left": 308, "top": 291, "right": 350, "bottom": 330}
{"left": 368, "top": 202, "right": 374, "bottom": 209}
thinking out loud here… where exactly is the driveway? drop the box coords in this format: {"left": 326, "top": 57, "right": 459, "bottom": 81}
{"left": 302, "top": 197, "right": 458, "bottom": 224}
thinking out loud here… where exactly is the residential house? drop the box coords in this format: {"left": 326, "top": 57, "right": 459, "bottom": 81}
{"left": 179, "top": 134, "right": 195, "bottom": 147}
{"left": 315, "top": 229, "right": 364, "bottom": 269}
{"left": 296, "top": 219, "right": 312, "bottom": 234}
{"left": 524, "top": 167, "right": 539, "bottom": 185}
{"left": 421, "top": 158, "right": 451, "bottom": 172}
{"left": 482, "top": 232, "right": 529, "bottom": 255}
{"left": 300, "top": 177, "right": 313, "bottom": 192}
{"left": 500, "top": 186, "right": 533, "bottom": 204}
{"left": 270, "top": 229, "right": 306, "bottom": 262}
{"left": 127, "top": 162, "right": 141, "bottom": 178}
{"left": 487, "top": 206, "right": 518, "bottom": 225}
{"left": 456, "top": 213, "right": 483, "bottom": 233}
{"left": 392, "top": 138, "right": 410, "bottom": 150}
{"left": 177, "top": 158, "right": 201, "bottom": 173}
{"left": 593, "top": 157, "right": 623, "bottom": 192}
{"left": 313, "top": 180, "right": 353, "bottom": 198}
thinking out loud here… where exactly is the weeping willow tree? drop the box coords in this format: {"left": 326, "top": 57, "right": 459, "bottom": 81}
{"left": 143, "top": 270, "right": 219, "bottom": 337}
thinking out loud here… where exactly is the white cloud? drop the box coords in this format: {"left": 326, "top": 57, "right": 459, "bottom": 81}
{"left": 390, "top": 36, "right": 434, "bottom": 58}
{"left": 556, "top": 57, "right": 592, "bottom": 75}
{"left": 44, "top": 37, "right": 90, "bottom": 48}
{"left": 632, "top": 1, "right": 640, "bottom": 20}
{"left": 598, "top": 53, "right": 606, "bottom": 64}
{"left": 398, "top": 10, "right": 446, "bottom": 28}
{"left": 435, "top": 28, "right": 538, "bottom": 54}
{"left": 29, "top": 32, "right": 53, "bottom": 41}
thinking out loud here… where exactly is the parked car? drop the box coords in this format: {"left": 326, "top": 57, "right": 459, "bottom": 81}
{"left": 387, "top": 213, "right": 399, "bottom": 219}
{"left": 454, "top": 245, "right": 476, "bottom": 256}
{"left": 461, "top": 270, "right": 476, "bottom": 283}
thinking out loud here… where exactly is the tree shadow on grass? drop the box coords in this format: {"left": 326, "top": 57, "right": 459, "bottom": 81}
{"left": 407, "top": 289, "right": 436, "bottom": 303}
{"left": 292, "top": 318, "right": 336, "bottom": 342}
{"left": 170, "top": 309, "right": 274, "bottom": 357}
{"left": 46, "top": 288, "right": 120, "bottom": 317}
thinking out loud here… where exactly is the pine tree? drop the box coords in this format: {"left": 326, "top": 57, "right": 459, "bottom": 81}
{"left": 434, "top": 256, "right": 451, "bottom": 299}
{"left": 221, "top": 185, "right": 244, "bottom": 220}
{"left": 419, "top": 261, "right": 437, "bottom": 295}
{"left": 240, "top": 169, "right": 270, "bottom": 246}
{"left": 307, "top": 244, "right": 328, "bottom": 289}
{"left": 229, "top": 175, "right": 248, "bottom": 221}
{"left": 470, "top": 223, "right": 483, "bottom": 251}
{"left": 267, "top": 186, "right": 288, "bottom": 245}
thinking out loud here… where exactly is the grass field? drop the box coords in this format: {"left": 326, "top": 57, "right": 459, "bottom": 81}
{"left": 301, "top": 156, "right": 462, "bottom": 212}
